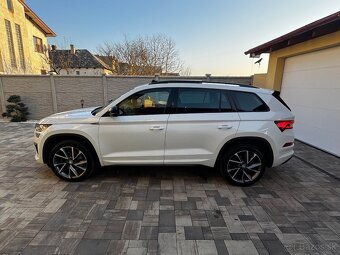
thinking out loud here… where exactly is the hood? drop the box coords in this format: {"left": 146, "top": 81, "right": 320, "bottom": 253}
{"left": 39, "top": 107, "right": 100, "bottom": 124}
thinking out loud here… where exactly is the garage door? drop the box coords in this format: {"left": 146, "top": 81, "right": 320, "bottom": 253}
{"left": 280, "top": 46, "right": 340, "bottom": 157}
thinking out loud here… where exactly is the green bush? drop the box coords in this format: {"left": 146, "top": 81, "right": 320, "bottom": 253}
{"left": 2, "top": 95, "right": 30, "bottom": 122}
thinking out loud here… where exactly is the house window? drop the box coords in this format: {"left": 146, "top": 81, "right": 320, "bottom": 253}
{"left": 15, "top": 24, "right": 25, "bottom": 70}
{"left": 7, "top": 0, "right": 14, "bottom": 12}
{"left": 33, "top": 36, "right": 44, "bottom": 53}
{"left": 76, "top": 71, "right": 80, "bottom": 75}
{"left": 5, "top": 19, "right": 17, "bottom": 68}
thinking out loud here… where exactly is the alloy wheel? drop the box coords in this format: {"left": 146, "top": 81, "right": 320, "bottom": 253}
{"left": 52, "top": 146, "right": 88, "bottom": 179}
{"left": 226, "top": 150, "right": 262, "bottom": 184}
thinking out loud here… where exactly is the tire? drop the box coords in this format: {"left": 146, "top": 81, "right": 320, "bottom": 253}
{"left": 219, "top": 144, "right": 266, "bottom": 186}
{"left": 48, "top": 140, "right": 95, "bottom": 181}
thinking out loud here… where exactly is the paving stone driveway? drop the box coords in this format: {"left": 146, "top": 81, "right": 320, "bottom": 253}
{"left": 0, "top": 122, "right": 339, "bottom": 255}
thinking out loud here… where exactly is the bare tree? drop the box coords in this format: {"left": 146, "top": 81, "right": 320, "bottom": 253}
{"left": 97, "top": 34, "right": 186, "bottom": 75}
{"left": 180, "top": 66, "right": 192, "bottom": 76}
{"left": 42, "top": 39, "right": 75, "bottom": 75}
{"left": 43, "top": 49, "right": 73, "bottom": 75}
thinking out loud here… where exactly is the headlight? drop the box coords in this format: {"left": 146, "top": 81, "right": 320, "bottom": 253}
{"left": 35, "top": 124, "right": 52, "bottom": 133}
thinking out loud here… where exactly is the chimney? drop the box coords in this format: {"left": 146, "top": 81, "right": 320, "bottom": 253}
{"left": 51, "top": 45, "right": 57, "bottom": 51}
{"left": 70, "top": 44, "right": 75, "bottom": 54}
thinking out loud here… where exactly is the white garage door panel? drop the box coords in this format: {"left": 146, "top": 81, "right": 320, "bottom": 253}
{"left": 281, "top": 87, "right": 340, "bottom": 111}
{"left": 281, "top": 46, "right": 340, "bottom": 157}
{"left": 283, "top": 46, "right": 340, "bottom": 72}
{"left": 287, "top": 103, "right": 340, "bottom": 127}
{"left": 282, "top": 67, "right": 340, "bottom": 89}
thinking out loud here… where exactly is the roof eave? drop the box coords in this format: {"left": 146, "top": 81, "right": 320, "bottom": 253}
{"left": 19, "top": 0, "right": 56, "bottom": 37}
{"left": 245, "top": 11, "right": 340, "bottom": 56}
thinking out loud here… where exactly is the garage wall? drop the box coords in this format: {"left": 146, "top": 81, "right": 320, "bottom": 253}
{"left": 280, "top": 46, "right": 340, "bottom": 156}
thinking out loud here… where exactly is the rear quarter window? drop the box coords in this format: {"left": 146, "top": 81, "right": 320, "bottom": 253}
{"left": 231, "top": 91, "right": 269, "bottom": 112}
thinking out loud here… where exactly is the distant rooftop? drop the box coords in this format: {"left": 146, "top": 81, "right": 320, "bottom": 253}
{"left": 49, "top": 48, "right": 111, "bottom": 69}
{"left": 245, "top": 11, "right": 340, "bottom": 57}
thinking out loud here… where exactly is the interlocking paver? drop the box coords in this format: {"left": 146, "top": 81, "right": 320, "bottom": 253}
{"left": 0, "top": 123, "right": 340, "bottom": 254}
{"left": 185, "top": 226, "right": 204, "bottom": 240}
{"left": 225, "top": 240, "right": 259, "bottom": 255}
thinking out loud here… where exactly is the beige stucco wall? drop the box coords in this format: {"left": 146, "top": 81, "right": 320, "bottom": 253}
{"left": 0, "top": 0, "right": 50, "bottom": 74}
{"left": 262, "top": 31, "right": 340, "bottom": 91}
{"left": 25, "top": 19, "right": 50, "bottom": 73}
{"left": 252, "top": 73, "right": 267, "bottom": 88}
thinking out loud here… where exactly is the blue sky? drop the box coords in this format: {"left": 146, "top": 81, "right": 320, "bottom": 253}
{"left": 27, "top": 0, "right": 340, "bottom": 75}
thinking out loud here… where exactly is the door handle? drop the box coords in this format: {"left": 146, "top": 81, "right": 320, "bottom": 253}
{"left": 149, "top": 126, "right": 164, "bottom": 130}
{"left": 218, "top": 124, "right": 232, "bottom": 130}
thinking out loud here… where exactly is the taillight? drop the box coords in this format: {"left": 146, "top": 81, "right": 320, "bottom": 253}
{"left": 275, "top": 120, "right": 294, "bottom": 132}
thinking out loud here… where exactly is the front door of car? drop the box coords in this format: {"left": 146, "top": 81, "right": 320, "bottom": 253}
{"left": 98, "top": 88, "right": 173, "bottom": 165}
{"left": 164, "top": 88, "right": 240, "bottom": 166}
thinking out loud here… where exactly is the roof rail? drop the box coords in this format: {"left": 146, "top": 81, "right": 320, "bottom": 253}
{"left": 202, "top": 81, "right": 257, "bottom": 88}
{"left": 149, "top": 79, "right": 256, "bottom": 88}
{"left": 149, "top": 80, "right": 203, "bottom": 84}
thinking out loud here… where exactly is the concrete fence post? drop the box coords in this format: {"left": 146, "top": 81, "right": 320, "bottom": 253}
{"left": 102, "top": 74, "right": 108, "bottom": 104}
{"left": 0, "top": 76, "right": 5, "bottom": 114}
{"left": 50, "top": 74, "right": 58, "bottom": 113}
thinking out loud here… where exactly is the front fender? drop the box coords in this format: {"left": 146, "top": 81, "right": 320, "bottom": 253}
{"left": 38, "top": 124, "right": 102, "bottom": 166}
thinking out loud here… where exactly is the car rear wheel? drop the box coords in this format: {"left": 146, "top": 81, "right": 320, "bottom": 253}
{"left": 220, "top": 144, "right": 266, "bottom": 186}
{"left": 48, "top": 140, "right": 95, "bottom": 181}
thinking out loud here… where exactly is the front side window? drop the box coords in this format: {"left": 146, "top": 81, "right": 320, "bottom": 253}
{"left": 176, "top": 88, "right": 220, "bottom": 113}
{"left": 231, "top": 91, "right": 269, "bottom": 112}
{"left": 33, "top": 36, "right": 43, "bottom": 53}
{"left": 118, "top": 89, "right": 171, "bottom": 115}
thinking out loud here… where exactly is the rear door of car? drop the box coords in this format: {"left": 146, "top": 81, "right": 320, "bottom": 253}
{"left": 164, "top": 87, "right": 240, "bottom": 166}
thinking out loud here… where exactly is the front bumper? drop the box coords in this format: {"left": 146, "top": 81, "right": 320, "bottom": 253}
{"left": 34, "top": 132, "right": 44, "bottom": 164}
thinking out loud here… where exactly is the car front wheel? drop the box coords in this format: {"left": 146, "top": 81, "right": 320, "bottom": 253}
{"left": 48, "top": 140, "right": 95, "bottom": 181}
{"left": 220, "top": 144, "right": 266, "bottom": 186}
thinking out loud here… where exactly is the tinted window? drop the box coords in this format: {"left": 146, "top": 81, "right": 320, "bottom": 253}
{"left": 118, "top": 89, "right": 170, "bottom": 115}
{"left": 221, "top": 91, "right": 233, "bottom": 112}
{"left": 176, "top": 88, "right": 220, "bottom": 113}
{"left": 231, "top": 91, "right": 269, "bottom": 112}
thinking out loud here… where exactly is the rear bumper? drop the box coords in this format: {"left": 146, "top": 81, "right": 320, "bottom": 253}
{"left": 272, "top": 148, "right": 294, "bottom": 167}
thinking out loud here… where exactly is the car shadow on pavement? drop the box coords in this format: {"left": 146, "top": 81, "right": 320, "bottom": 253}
{"left": 94, "top": 165, "right": 221, "bottom": 182}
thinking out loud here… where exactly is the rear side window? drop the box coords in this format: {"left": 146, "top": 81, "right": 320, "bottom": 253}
{"left": 231, "top": 91, "right": 269, "bottom": 112}
{"left": 272, "top": 91, "right": 291, "bottom": 111}
{"left": 176, "top": 88, "right": 220, "bottom": 113}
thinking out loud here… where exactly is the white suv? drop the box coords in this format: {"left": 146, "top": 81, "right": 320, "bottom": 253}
{"left": 34, "top": 80, "right": 294, "bottom": 186}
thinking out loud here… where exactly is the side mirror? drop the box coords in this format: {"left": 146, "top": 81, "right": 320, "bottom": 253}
{"left": 109, "top": 106, "right": 118, "bottom": 117}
